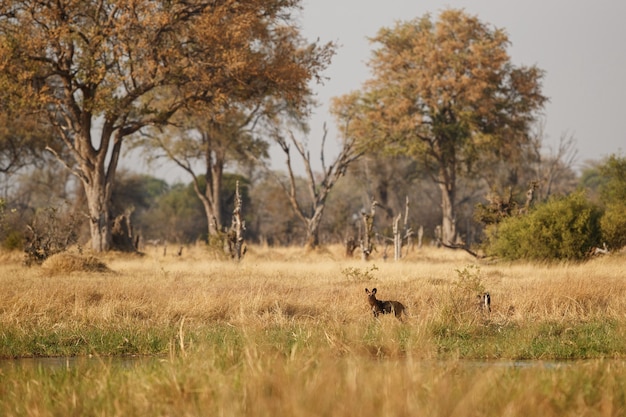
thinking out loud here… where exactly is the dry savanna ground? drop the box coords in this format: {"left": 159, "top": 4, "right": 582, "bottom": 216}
{"left": 1, "top": 244, "right": 626, "bottom": 416}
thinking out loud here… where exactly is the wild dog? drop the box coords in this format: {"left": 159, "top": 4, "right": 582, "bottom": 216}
{"left": 478, "top": 292, "right": 491, "bottom": 313}
{"left": 365, "top": 288, "right": 405, "bottom": 320}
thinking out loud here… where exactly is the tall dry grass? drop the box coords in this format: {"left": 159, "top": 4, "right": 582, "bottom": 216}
{"left": 1, "top": 244, "right": 625, "bottom": 359}
{"left": 2, "top": 245, "right": 626, "bottom": 416}
{"left": 3, "top": 351, "right": 626, "bottom": 417}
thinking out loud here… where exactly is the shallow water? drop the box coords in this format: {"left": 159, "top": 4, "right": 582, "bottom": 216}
{"left": 0, "top": 355, "right": 580, "bottom": 373}
{"left": 0, "top": 355, "right": 165, "bottom": 373}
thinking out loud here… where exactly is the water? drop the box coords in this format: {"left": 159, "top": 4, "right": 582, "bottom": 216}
{"left": 0, "top": 355, "right": 165, "bottom": 374}
{"left": 0, "top": 355, "right": 578, "bottom": 374}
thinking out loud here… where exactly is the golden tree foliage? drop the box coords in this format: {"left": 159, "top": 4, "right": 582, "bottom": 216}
{"left": 332, "top": 9, "right": 546, "bottom": 245}
{"left": 0, "top": 0, "right": 333, "bottom": 251}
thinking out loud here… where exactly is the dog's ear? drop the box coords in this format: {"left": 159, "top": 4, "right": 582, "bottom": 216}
{"left": 365, "top": 288, "right": 370, "bottom": 294}
{"left": 372, "top": 288, "right": 377, "bottom": 294}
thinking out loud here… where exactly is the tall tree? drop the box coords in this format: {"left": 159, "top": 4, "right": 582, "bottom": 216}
{"left": 143, "top": 105, "right": 286, "bottom": 241}
{"left": 144, "top": 109, "right": 267, "bottom": 239}
{"left": 140, "top": 25, "right": 333, "bottom": 242}
{"left": 0, "top": 0, "right": 328, "bottom": 251}
{"left": 332, "top": 9, "right": 546, "bottom": 245}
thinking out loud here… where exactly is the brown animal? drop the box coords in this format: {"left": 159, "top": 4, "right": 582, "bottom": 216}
{"left": 365, "top": 288, "right": 405, "bottom": 320}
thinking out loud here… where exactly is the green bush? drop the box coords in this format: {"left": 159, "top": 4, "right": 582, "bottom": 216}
{"left": 2, "top": 230, "right": 23, "bottom": 250}
{"left": 486, "top": 191, "right": 601, "bottom": 261}
{"left": 599, "top": 155, "right": 626, "bottom": 204}
{"left": 596, "top": 155, "right": 626, "bottom": 251}
{"left": 600, "top": 203, "right": 626, "bottom": 250}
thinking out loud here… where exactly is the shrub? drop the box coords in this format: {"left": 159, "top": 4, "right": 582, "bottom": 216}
{"left": 600, "top": 203, "right": 626, "bottom": 250}
{"left": 446, "top": 265, "right": 486, "bottom": 323}
{"left": 486, "top": 191, "right": 601, "bottom": 261}
{"left": 0, "top": 199, "right": 27, "bottom": 250}
{"left": 23, "top": 206, "right": 81, "bottom": 265}
{"left": 2, "top": 230, "right": 23, "bottom": 250}
{"left": 599, "top": 154, "right": 626, "bottom": 204}
{"left": 341, "top": 264, "right": 379, "bottom": 282}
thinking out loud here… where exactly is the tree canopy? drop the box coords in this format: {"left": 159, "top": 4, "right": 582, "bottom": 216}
{"left": 0, "top": 102, "right": 64, "bottom": 181}
{"left": 0, "top": 0, "right": 333, "bottom": 251}
{"left": 599, "top": 154, "right": 626, "bottom": 205}
{"left": 332, "top": 9, "right": 547, "bottom": 245}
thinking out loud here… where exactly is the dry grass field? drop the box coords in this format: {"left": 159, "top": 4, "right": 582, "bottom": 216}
{"left": 1, "top": 244, "right": 626, "bottom": 416}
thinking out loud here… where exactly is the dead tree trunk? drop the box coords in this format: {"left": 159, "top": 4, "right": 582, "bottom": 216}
{"left": 250, "top": 123, "right": 362, "bottom": 250}
{"left": 417, "top": 225, "right": 424, "bottom": 249}
{"left": 360, "top": 200, "right": 377, "bottom": 261}
{"left": 111, "top": 210, "right": 138, "bottom": 252}
{"left": 518, "top": 181, "right": 539, "bottom": 215}
{"left": 393, "top": 196, "right": 413, "bottom": 260}
{"left": 345, "top": 237, "right": 358, "bottom": 258}
{"left": 227, "top": 181, "right": 246, "bottom": 261}
{"left": 403, "top": 196, "right": 414, "bottom": 252}
{"left": 393, "top": 213, "right": 402, "bottom": 261}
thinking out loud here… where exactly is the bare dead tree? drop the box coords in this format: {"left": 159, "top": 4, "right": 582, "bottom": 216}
{"left": 261, "top": 123, "right": 363, "bottom": 250}
{"left": 417, "top": 225, "right": 424, "bottom": 249}
{"left": 518, "top": 181, "right": 539, "bottom": 215}
{"left": 393, "top": 213, "right": 402, "bottom": 261}
{"left": 531, "top": 125, "right": 578, "bottom": 200}
{"left": 391, "top": 196, "right": 414, "bottom": 260}
{"left": 227, "top": 181, "right": 246, "bottom": 261}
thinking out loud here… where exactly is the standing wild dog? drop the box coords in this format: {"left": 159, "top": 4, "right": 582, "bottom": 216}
{"left": 365, "top": 288, "right": 405, "bottom": 320}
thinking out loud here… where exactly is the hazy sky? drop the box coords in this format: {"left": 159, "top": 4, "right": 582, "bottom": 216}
{"left": 128, "top": 1, "right": 626, "bottom": 182}
{"left": 289, "top": 0, "right": 626, "bottom": 172}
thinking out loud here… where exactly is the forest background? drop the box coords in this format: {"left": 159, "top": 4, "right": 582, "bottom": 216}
{"left": 0, "top": 2, "right": 624, "bottom": 261}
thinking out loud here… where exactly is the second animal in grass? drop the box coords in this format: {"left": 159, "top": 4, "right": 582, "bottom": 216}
{"left": 365, "top": 288, "right": 405, "bottom": 320}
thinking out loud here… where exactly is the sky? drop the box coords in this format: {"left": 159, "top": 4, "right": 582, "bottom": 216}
{"left": 291, "top": 0, "right": 626, "bottom": 171}
{"left": 127, "top": 0, "right": 626, "bottom": 182}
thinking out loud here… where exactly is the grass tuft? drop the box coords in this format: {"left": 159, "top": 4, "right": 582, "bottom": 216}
{"left": 40, "top": 252, "right": 111, "bottom": 275}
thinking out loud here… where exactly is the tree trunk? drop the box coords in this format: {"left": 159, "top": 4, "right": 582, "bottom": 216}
{"left": 200, "top": 197, "right": 220, "bottom": 238}
{"left": 439, "top": 181, "right": 457, "bottom": 245}
{"left": 44, "top": 116, "right": 125, "bottom": 253}
{"left": 85, "top": 178, "right": 112, "bottom": 252}
{"left": 360, "top": 201, "right": 377, "bottom": 261}
{"left": 204, "top": 159, "right": 223, "bottom": 237}
{"left": 304, "top": 229, "right": 319, "bottom": 251}
{"left": 111, "top": 211, "right": 138, "bottom": 252}
{"left": 304, "top": 207, "right": 325, "bottom": 250}
{"left": 191, "top": 146, "right": 224, "bottom": 240}
{"left": 393, "top": 213, "right": 402, "bottom": 261}
{"left": 417, "top": 225, "right": 424, "bottom": 248}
